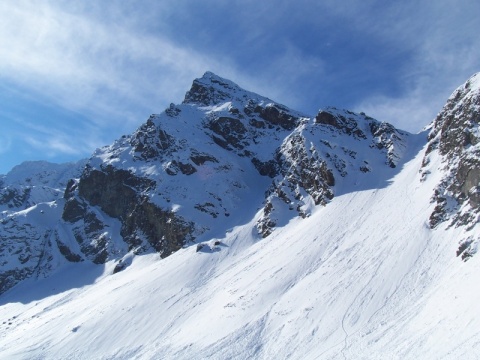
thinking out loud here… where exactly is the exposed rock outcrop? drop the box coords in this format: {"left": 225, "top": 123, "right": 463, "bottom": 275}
{"left": 63, "top": 165, "right": 194, "bottom": 262}
{"left": 422, "top": 72, "right": 480, "bottom": 260}
{"left": 256, "top": 107, "right": 407, "bottom": 237}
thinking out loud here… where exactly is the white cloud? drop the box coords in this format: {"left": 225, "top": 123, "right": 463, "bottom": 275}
{"left": 24, "top": 135, "right": 79, "bottom": 156}
{"left": 0, "top": 2, "right": 252, "bottom": 168}
{"left": 0, "top": 0, "right": 477, "bottom": 141}
{"left": 335, "top": 0, "right": 480, "bottom": 131}
{"left": 8, "top": 117, "right": 103, "bottom": 159}
{"left": 0, "top": 1, "right": 233, "bottom": 128}
{"left": 354, "top": 92, "right": 444, "bottom": 133}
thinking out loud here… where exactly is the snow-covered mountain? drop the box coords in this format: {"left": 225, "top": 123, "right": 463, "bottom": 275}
{"left": 0, "top": 160, "right": 87, "bottom": 294}
{"left": 422, "top": 72, "right": 480, "bottom": 259}
{"left": 0, "top": 72, "right": 479, "bottom": 359}
{"left": 0, "top": 160, "right": 87, "bottom": 212}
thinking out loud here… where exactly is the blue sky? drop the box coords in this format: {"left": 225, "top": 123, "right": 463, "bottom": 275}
{"left": 0, "top": 0, "right": 479, "bottom": 174}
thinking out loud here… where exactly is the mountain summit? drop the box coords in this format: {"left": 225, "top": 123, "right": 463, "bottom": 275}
{"left": 56, "top": 71, "right": 410, "bottom": 265}
{"left": 1, "top": 72, "right": 479, "bottom": 359}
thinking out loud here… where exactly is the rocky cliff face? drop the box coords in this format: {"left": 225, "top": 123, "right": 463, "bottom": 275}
{"left": 2, "top": 71, "right": 479, "bottom": 295}
{"left": 422, "top": 72, "right": 480, "bottom": 260}
{"left": 62, "top": 164, "right": 194, "bottom": 263}
{"left": 256, "top": 107, "right": 407, "bottom": 237}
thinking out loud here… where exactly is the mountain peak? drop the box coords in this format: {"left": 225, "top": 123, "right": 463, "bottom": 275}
{"left": 199, "top": 71, "right": 231, "bottom": 83}
{"left": 464, "top": 72, "right": 480, "bottom": 92}
{"left": 183, "top": 71, "right": 261, "bottom": 106}
{"left": 197, "top": 71, "right": 239, "bottom": 88}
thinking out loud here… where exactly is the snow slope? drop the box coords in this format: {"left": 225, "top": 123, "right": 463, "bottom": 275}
{"left": 1, "top": 72, "right": 479, "bottom": 359}
{"left": 1, "top": 136, "right": 479, "bottom": 359}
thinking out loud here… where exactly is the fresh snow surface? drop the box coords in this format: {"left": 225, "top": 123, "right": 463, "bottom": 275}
{"left": 0, "top": 160, "right": 86, "bottom": 214}
{"left": 1, "top": 136, "right": 479, "bottom": 359}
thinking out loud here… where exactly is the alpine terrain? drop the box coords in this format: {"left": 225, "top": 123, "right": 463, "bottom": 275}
{"left": 0, "top": 72, "right": 479, "bottom": 359}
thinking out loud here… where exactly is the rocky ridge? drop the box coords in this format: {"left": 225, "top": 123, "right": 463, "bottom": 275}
{"left": 66, "top": 72, "right": 408, "bottom": 248}
{"left": 422, "top": 72, "right": 480, "bottom": 260}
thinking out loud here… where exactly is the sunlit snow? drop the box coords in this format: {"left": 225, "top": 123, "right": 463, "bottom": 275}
{"left": 1, "top": 72, "right": 479, "bottom": 359}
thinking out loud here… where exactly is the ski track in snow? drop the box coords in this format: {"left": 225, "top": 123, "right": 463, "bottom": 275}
{"left": 1, "top": 145, "right": 479, "bottom": 359}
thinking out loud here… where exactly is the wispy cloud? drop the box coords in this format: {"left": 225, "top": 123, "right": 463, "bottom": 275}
{"left": 10, "top": 117, "right": 102, "bottom": 157}
{"left": 0, "top": 2, "right": 233, "bottom": 128}
{"left": 24, "top": 136, "right": 79, "bottom": 157}
{"left": 339, "top": 0, "right": 480, "bottom": 131}
{"left": 0, "top": 0, "right": 324, "bottom": 124}
{"left": 0, "top": 0, "right": 478, "bottom": 164}
{"left": 0, "top": 1, "right": 243, "bottom": 170}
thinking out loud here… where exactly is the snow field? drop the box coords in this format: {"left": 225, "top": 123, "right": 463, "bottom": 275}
{"left": 1, "top": 140, "right": 479, "bottom": 359}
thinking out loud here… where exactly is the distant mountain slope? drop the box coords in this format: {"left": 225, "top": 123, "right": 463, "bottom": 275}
{"left": 0, "top": 160, "right": 86, "bottom": 294}
{"left": 0, "top": 160, "right": 87, "bottom": 212}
